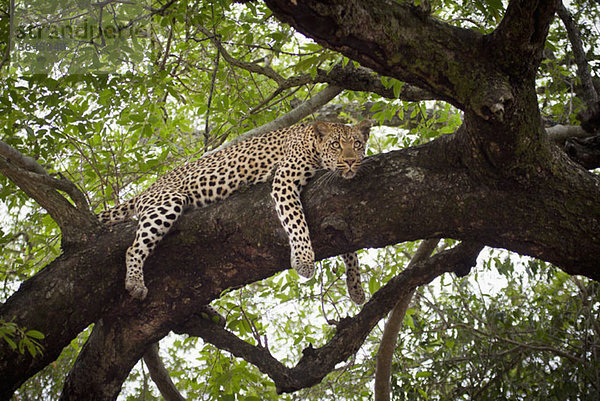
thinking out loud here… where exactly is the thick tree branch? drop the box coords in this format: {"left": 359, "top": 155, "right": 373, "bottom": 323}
{"left": 564, "top": 135, "right": 600, "bottom": 170}
{"left": 545, "top": 111, "right": 600, "bottom": 169}
{"left": 1, "top": 2, "right": 596, "bottom": 399}
{"left": 491, "top": 0, "right": 559, "bottom": 76}
{"left": 263, "top": 0, "right": 514, "bottom": 119}
{"left": 0, "top": 141, "right": 98, "bottom": 245}
{"left": 546, "top": 124, "right": 590, "bottom": 145}
{"left": 374, "top": 239, "right": 440, "bottom": 401}
{"left": 261, "top": 0, "right": 562, "bottom": 173}
{"left": 0, "top": 141, "right": 91, "bottom": 212}
{"left": 319, "top": 64, "right": 434, "bottom": 102}
{"left": 578, "top": 101, "right": 600, "bottom": 134}
{"left": 177, "top": 241, "right": 483, "bottom": 394}
{"left": 3, "top": 130, "right": 599, "bottom": 399}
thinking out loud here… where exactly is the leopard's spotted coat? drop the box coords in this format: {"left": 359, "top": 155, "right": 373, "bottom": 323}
{"left": 98, "top": 121, "right": 370, "bottom": 304}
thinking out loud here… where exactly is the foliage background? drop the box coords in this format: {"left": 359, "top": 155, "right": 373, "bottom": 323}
{"left": 1, "top": 0, "right": 598, "bottom": 399}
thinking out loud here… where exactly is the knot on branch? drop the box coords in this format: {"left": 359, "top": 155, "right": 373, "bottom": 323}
{"left": 477, "top": 86, "right": 514, "bottom": 122}
{"left": 320, "top": 214, "right": 350, "bottom": 236}
{"left": 302, "top": 343, "right": 316, "bottom": 357}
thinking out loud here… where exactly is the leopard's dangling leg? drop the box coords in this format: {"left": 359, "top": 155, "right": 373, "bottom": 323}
{"left": 342, "top": 252, "right": 365, "bottom": 304}
{"left": 125, "top": 193, "right": 188, "bottom": 299}
{"left": 271, "top": 160, "right": 316, "bottom": 279}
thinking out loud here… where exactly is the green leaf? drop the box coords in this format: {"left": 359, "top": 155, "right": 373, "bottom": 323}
{"left": 25, "top": 330, "right": 45, "bottom": 340}
{"left": 2, "top": 335, "right": 17, "bottom": 350}
{"left": 368, "top": 276, "right": 380, "bottom": 294}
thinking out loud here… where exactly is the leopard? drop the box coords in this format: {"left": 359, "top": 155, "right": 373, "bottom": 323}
{"left": 98, "top": 120, "right": 371, "bottom": 304}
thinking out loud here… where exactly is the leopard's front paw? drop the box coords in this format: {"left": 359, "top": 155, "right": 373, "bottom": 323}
{"left": 291, "top": 252, "right": 315, "bottom": 278}
{"left": 126, "top": 279, "right": 148, "bottom": 300}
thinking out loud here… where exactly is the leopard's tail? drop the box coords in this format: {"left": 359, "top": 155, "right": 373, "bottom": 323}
{"left": 97, "top": 197, "right": 137, "bottom": 225}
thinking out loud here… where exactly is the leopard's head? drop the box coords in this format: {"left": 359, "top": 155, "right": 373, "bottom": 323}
{"left": 313, "top": 120, "right": 371, "bottom": 179}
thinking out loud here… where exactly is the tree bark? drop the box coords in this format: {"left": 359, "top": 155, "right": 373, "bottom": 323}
{"left": 143, "top": 343, "right": 187, "bottom": 401}
{"left": 2, "top": 0, "right": 599, "bottom": 398}
{"left": 1, "top": 128, "right": 599, "bottom": 398}
{"left": 556, "top": 3, "right": 598, "bottom": 106}
{"left": 0, "top": 141, "right": 99, "bottom": 245}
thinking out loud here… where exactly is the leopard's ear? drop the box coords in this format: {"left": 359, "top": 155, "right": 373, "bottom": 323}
{"left": 355, "top": 120, "right": 372, "bottom": 141}
{"left": 312, "top": 121, "right": 333, "bottom": 141}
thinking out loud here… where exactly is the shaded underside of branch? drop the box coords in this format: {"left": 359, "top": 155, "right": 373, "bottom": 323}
{"left": 177, "top": 241, "right": 483, "bottom": 394}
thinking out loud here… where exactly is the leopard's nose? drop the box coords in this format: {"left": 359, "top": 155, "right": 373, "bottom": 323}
{"left": 343, "top": 159, "right": 355, "bottom": 168}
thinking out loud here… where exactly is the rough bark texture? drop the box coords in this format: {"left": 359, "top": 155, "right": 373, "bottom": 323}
{"left": 1, "top": 0, "right": 599, "bottom": 399}
{"left": 2, "top": 134, "right": 599, "bottom": 398}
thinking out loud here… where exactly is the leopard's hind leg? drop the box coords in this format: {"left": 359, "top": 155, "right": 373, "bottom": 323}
{"left": 342, "top": 252, "right": 365, "bottom": 304}
{"left": 125, "top": 193, "right": 188, "bottom": 299}
{"left": 98, "top": 197, "right": 136, "bottom": 225}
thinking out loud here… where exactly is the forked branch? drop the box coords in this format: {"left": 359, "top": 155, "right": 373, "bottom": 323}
{"left": 176, "top": 241, "right": 483, "bottom": 394}
{"left": 0, "top": 141, "right": 98, "bottom": 244}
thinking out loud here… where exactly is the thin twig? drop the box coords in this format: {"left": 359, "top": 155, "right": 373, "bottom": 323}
{"left": 195, "top": 25, "right": 286, "bottom": 85}
{"left": 207, "top": 85, "right": 343, "bottom": 154}
{"left": 159, "top": 21, "right": 174, "bottom": 71}
{"left": 203, "top": 12, "right": 221, "bottom": 149}
{"left": 143, "top": 343, "right": 186, "bottom": 401}
{"left": 374, "top": 239, "right": 440, "bottom": 401}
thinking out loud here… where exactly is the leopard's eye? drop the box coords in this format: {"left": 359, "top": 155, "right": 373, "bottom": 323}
{"left": 331, "top": 142, "right": 341, "bottom": 150}
{"left": 353, "top": 141, "right": 363, "bottom": 149}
